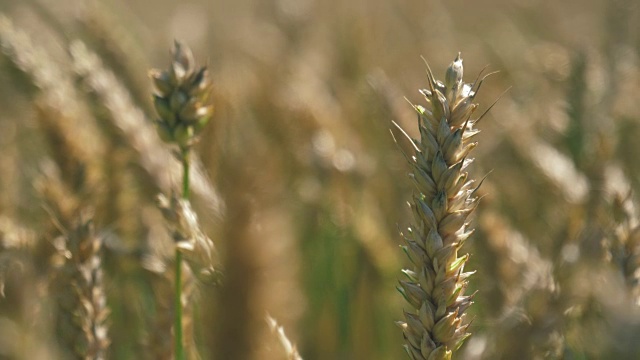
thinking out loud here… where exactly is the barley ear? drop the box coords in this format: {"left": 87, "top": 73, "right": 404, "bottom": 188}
{"left": 396, "top": 54, "right": 487, "bottom": 359}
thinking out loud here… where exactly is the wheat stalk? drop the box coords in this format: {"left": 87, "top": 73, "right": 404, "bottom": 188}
{"left": 150, "top": 40, "right": 214, "bottom": 360}
{"left": 395, "top": 54, "right": 492, "bottom": 360}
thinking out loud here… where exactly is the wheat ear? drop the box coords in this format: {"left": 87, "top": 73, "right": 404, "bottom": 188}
{"left": 395, "top": 54, "right": 487, "bottom": 360}
{"left": 52, "top": 211, "right": 110, "bottom": 359}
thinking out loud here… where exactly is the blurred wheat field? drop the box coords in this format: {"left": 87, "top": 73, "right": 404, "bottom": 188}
{"left": 0, "top": 0, "right": 639, "bottom": 359}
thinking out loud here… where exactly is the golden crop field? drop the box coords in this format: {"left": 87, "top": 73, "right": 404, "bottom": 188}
{"left": 0, "top": 0, "right": 638, "bottom": 359}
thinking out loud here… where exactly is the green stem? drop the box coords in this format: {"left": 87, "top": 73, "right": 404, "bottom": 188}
{"left": 182, "top": 147, "right": 191, "bottom": 199}
{"left": 175, "top": 146, "right": 190, "bottom": 360}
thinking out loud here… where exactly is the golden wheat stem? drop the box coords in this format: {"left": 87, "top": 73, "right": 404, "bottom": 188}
{"left": 150, "top": 40, "right": 213, "bottom": 360}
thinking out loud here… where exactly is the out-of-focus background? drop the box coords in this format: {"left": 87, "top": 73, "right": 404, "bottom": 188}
{"left": 0, "top": 0, "right": 639, "bottom": 359}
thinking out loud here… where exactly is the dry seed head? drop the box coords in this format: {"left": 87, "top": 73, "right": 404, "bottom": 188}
{"left": 151, "top": 41, "right": 213, "bottom": 148}
{"left": 52, "top": 212, "right": 110, "bottom": 360}
{"left": 157, "top": 193, "right": 222, "bottom": 285}
{"left": 396, "top": 54, "right": 487, "bottom": 359}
